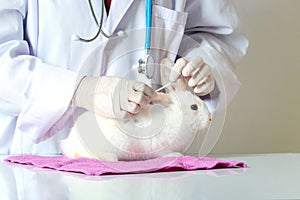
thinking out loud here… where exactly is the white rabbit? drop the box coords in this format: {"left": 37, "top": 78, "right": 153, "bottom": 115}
{"left": 61, "top": 58, "right": 211, "bottom": 161}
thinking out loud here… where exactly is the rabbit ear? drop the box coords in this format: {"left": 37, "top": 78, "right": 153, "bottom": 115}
{"left": 174, "top": 76, "right": 187, "bottom": 91}
{"left": 160, "top": 58, "right": 174, "bottom": 86}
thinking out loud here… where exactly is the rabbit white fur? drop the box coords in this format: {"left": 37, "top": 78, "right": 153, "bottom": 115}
{"left": 61, "top": 58, "right": 211, "bottom": 161}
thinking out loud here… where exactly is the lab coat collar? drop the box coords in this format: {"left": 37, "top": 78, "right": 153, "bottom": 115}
{"left": 105, "top": 0, "right": 134, "bottom": 35}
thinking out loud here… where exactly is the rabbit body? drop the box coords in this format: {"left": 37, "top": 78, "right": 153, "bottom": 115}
{"left": 61, "top": 89, "right": 211, "bottom": 161}
{"left": 61, "top": 58, "right": 211, "bottom": 161}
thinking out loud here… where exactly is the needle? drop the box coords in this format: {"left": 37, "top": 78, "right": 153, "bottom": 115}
{"left": 155, "top": 82, "right": 173, "bottom": 92}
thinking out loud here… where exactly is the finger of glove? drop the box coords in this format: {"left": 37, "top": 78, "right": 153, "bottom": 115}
{"left": 133, "top": 82, "right": 157, "bottom": 100}
{"left": 194, "top": 75, "right": 215, "bottom": 96}
{"left": 188, "top": 64, "right": 211, "bottom": 87}
{"left": 122, "top": 101, "right": 141, "bottom": 114}
{"left": 112, "top": 99, "right": 133, "bottom": 120}
{"left": 117, "top": 88, "right": 141, "bottom": 115}
{"left": 169, "top": 58, "right": 187, "bottom": 82}
{"left": 110, "top": 88, "right": 133, "bottom": 120}
{"left": 182, "top": 57, "right": 204, "bottom": 77}
{"left": 129, "top": 91, "right": 151, "bottom": 108}
{"left": 114, "top": 110, "right": 133, "bottom": 121}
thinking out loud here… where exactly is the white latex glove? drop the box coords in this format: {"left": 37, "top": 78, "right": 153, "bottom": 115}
{"left": 72, "top": 76, "right": 157, "bottom": 120}
{"left": 169, "top": 57, "right": 215, "bottom": 96}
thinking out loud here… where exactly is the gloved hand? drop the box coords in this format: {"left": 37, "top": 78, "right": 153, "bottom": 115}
{"left": 72, "top": 76, "right": 157, "bottom": 120}
{"left": 169, "top": 57, "right": 215, "bottom": 96}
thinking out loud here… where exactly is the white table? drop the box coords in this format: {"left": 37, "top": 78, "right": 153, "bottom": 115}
{"left": 0, "top": 154, "right": 299, "bottom": 200}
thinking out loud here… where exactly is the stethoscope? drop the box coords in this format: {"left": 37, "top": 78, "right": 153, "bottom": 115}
{"left": 72, "top": 0, "right": 110, "bottom": 42}
{"left": 73, "top": 0, "right": 155, "bottom": 79}
{"left": 137, "top": 0, "right": 155, "bottom": 79}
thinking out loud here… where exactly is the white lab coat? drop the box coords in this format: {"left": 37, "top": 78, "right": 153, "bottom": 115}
{"left": 0, "top": 0, "right": 248, "bottom": 154}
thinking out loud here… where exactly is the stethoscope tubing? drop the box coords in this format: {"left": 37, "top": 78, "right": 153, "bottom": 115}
{"left": 77, "top": 0, "right": 152, "bottom": 47}
{"left": 145, "top": 0, "right": 153, "bottom": 50}
{"left": 74, "top": 0, "right": 110, "bottom": 42}
{"left": 76, "top": 0, "right": 155, "bottom": 79}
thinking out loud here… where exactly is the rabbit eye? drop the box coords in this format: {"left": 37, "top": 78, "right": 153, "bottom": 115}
{"left": 190, "top": 104, "right": 198, "bottom": 111}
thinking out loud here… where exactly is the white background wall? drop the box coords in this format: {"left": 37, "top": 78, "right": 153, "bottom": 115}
{"left": 211, "top": 0, "right": 300, "bottom": 154}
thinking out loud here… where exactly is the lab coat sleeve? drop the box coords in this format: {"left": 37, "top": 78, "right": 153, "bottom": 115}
{"left": 0, "top": 2, "right": 78, "bottom": 143}
{"left": 179, "top": 0, "right": 249, "bottom": 110}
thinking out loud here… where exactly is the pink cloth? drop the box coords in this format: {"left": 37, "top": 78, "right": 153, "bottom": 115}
{"left": 5, "top": 155, "right": 246, "bottom": 176}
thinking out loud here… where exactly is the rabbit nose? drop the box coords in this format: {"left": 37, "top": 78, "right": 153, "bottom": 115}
{"left": 203, "top": 116, "right": 212, "bottom": 127}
